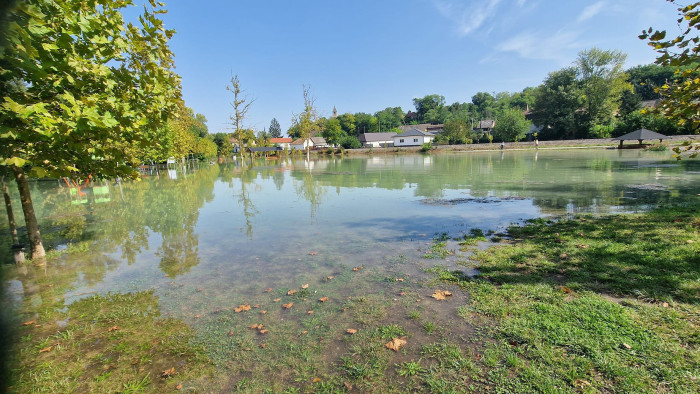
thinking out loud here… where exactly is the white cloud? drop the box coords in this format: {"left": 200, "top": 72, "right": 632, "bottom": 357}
{"left": 432, "top": 0, "right": 503, "bottom": 36}
{"left": 577, "top": 1, "right": 606, "bottom": 23}
{"left": 496, "top": 28, "right": 583, "bottom": 63}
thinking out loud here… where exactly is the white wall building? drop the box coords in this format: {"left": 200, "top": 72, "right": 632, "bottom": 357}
{"left": 393, "top": 128, "right": 434, "bottom": 147}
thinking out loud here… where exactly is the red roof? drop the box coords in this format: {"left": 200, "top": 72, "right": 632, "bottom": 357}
{"left": 270, "top": 138, "right": 292, "bottom": 143}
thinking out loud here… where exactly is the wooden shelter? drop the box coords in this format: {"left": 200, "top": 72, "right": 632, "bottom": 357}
{"left": 614, "top": 129, "right": 668, "bottom": 148}
{"left": 246, "top": 146, "right": 282, "bottom": 158}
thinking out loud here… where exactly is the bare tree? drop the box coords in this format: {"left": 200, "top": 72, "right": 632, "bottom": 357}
{"left": 226, "top": 75, "right": 256, "bottom": 157}
{"left": 291, "top": 84, "right": 318, "bottom": 156}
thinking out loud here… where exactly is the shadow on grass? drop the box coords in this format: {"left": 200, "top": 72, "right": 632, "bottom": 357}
{"left": 472, "top": 203, "right": 700, "bottom": 304}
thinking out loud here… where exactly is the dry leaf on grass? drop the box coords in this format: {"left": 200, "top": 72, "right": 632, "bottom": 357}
{"left": 161, "top": 367, "right": 176, "bottom": 378}
{"left": 176, "top": 383, "right": 183, "bottom": 390}
{"left": 249, "top": 324, "right": 263, "bottom": 330}
{"left": 301, "top": 284, "right": 309, "bottom": 289}
{"left": 287, "top": 289, "right": 297, "bottom": 295}
{"left": 307, "top": 310, "right": 314, "bottom": 314}
{"left": 326, "top": 275, "right": 334, "bottom": 280}
{"left": 309, "top": 251, "right": 318, "bottom": 256}
{"left": 227, "top": 331, "right": 234, "bottom": 337}
{"left": 431, "top": 290, "right": 453, "bottom": 300}
{"left": 234, "top": 304, "right": 252, "bottom": 313}
{"left": 319, "top": 297, "right": 329, "bottom": 302}
{"left": 260, "top": 310, "right": 267, "bottom": 314}
{"left": 259, "top": 329, "right": 269, "bottom": 334}
{"left": 107, "top": 326, "right": 120, "bottom": 332}
{"left": 352, "top": 266, "right": 363, "bottom": 271}
{"left": 282, "top": 302, "right": 294, "bottom": 309}
{"left": 273, "top": 298, "right": 281, "bottom": 302}
{"left": 264, "top": 288, "right": 272, "bottom": 292}
{"left": 346, "top": 328, "right": 357, "bottom": 334}
{"left": 22, "top": 321, "right": 36, "bottom": 326}
{"left": 312, "top": 377, "right": 322, "bottom": 383}
{"left": 39, "top": 346, "right": 53, "bottom": 353}
{"left": 385, "top": 337, "right": 407, "bottom": 351}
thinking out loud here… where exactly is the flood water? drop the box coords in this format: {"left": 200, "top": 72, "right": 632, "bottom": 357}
{"left": 3, "top": 148, "right": 700, "bottom": 378}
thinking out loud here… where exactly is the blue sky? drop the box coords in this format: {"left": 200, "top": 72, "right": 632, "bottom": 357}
{"left": 145, "top": 0, "right": 686, "bottom": 135}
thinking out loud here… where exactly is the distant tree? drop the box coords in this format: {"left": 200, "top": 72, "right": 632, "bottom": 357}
{"left": 440, "top": 118, "right": 469, "bottom": 144}
{"left": 227, "top": 74, "right": 255, "bottom": 157}
{"left": 618, "top": 90, "right": 642, "bottom": 118}
{"left": 354, "top": 113, "right": 378, "bottom": 134}
{"left": 189, "top": 112, "right": 208, "bottom": 138}
{"left": 339, "top": 135, "right": 361, "bottom": 149}
{"left": 375, "top": 107, "right": 404, "bottom": 130}
{"left": 492, "top": 108, "right": 531, "bottom": 142}
{"left": 337, "top": 113, "right": 357, "bottom": 135}
{"left": 575, "top": 48, "right": 631, "bottom": 129}
{"left": 269, "top": 118, "right": 282, "bottom": 138}
{"left": 413, "top": 94, "right": 445, "bottom": 123}
{"left": 627, "top": 64, "right": 677, "bottom": 100}
{"left": 471, "top": 92, "right": 496, "bottom": 119}
{"left": 256, "top": 130, "right": 271, "bottom": 146}
{"left": 290, "top": 85, "right": 318, "bottom": 154}
{"left": 531, "top": 68, "right": 585, "bottom": 139}
{"left": 322, "top": 118, "right": 345, "bottom": 147}
{"left": 212, "top": 132, "right": 233, "bottom": 156}
{"left": 640, "top": 0, "right": 699, "bottom": 139}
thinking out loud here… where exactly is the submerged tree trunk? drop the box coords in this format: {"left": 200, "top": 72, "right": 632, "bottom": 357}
{"left": 1, "top": 176, "right": 19, "bottom": 245}
{"left": 12, "top": 167, "right": 45, "bottom": 259}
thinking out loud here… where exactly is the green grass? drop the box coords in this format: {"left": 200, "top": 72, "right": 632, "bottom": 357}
{"left": 442, "top": 203, "right": 700, "bottom": 392}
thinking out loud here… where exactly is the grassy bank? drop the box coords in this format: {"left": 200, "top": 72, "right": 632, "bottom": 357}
{"left": 433, "top": 202, "right": 700, "bottom": 392}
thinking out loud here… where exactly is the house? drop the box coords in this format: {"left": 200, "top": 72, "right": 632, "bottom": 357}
{"left": 290, "top": 136, "right": 329, "bottom": 150}
{"left": 270, "top": 137, "right": 292, "bottom": 150}
{"left": 393, "top": 128, "right": 434, "bottom": 147}
{"left": 359, "top": 132, "right": 397, "bottom": 148}
{"left": 474, "top": 120, "right": 496, "bottom": 134}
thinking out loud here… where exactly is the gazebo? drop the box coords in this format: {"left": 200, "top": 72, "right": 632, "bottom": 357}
{"left": 614, "top": 128, "right": 668, "bottom": 148}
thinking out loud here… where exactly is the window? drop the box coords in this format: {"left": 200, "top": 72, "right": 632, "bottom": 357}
{"left": 413, "top": 138, "right": 418, "bottom": 142}
{"left": 399, "top": 139, "right": 404, "bottom": 143}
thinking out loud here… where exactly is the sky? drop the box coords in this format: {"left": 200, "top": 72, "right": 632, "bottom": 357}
{"left": 137, "top": 0, "right": 688, "bottom": 136}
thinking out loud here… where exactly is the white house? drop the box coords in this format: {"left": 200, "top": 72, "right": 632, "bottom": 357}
{"left": 393, "top": 128, "right": 434, "bottom": 147}
{"left": 359, "top": 132, "right": 397, "bottom": 147}
{"left": 290, "top": 136, "right": 329, "bottom": 150}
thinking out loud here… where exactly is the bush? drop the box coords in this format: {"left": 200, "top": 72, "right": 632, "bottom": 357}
{"left": 420, "top": 142, "right": 434, "bottom": 152}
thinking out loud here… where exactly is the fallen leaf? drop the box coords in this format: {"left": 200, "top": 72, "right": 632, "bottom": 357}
{"left": 662, "top": 302, "right": 669, "bottom": 308}
{"left": 287, "top": 289, "right": 297, "bottom": 295}
{"left": 344, "top": 382, "right": 353, "bottom": 390}
{"left": 319, "top": 297, "right": 329, "bottom": 302}
{"left": 622, "top": 343, "right": 632, "bottom": 349}
{"left": 312, "top": 377, "right": 322, "bottom": 383}
{"left": 301, "top": 330, "right": 308, "bottom": 335}
{"left": 260, "top": 310, "right": 267, "bottom": 314}
{"left": 301, "top": 284, "right": 309, "bottom": 289}
{"left": 476, "top": 353, "right": 482, "bottom": 360}
{"left": 197, "top": 288, "right": 203, "bottom": 292}
{"left": 396, "top": 278, "right": 404, "bottom": 282}
{"left": 227, "top": 331, "right": 234, "bottom": 337}
{"left": 282, "top": 302, "right": 294, "bottom": 309}
{"left": 577, "top": 244, "right": 589, "bottom": 249}
{"left": 260, "top": 343, "right": 266, "bottom": 349}
{"left": 326, "top": 276, "right": 335, "bottom": 280}
{"left": 131, "top": 359, "right": 139, "bottom": 365}
{"left": 22, "top": 320, "right": 36, "bottom": 326}
{"left": 398, "top": 292, "right": 407, "bottom": 296}
{"left": 431, "top": 290, "right": 453, "bottom": 300}
{"left": 234, "top": 304, "right": 252, "bottom": 313}
{"left": 161, "top": 367, "right": 175, "bottom": 378}
{"left": 264, "top": 288, "right": 272, "bottom": 292}
{"left": 352, "top": 266, "right": 363, "bottom": 271}
{"left": 39, "top": 346, "right": 53, "bottom": 353}
{"left": 561, "top": 286, "right": 572, "bottom": 294}
{"left": 259, "top": 329, "right": 269, "bottom": 334}
{"left": 176, "top": 383, "right": 183, "bottom": 390}
{"left": 194, "top": 315, "right": 201, "bottom": 318}
{"left": 307, "top": 310, "right": 314, "bottom": 314}
{"left": 385, "top": 337, "right": 407, "bottom": 352}
{"left": 249, "top": 324, "right": 263, "bottom": 330}
{"left": 273, "top": 298, "right": 281, "bottom": 302}
{"left": 309, "top": 251, "right": 318, "bottom": 256}
{"left": 107, "top": 326, "right": 120, "bottom": 332}
{"left": 346, "top": 328, "right": 357, "bottom": 334}
{"left": 253, "top": 304, "right": 260, "bottom": 308}
{"left": 559, "top": 253, "right": 568, "bottom": 259}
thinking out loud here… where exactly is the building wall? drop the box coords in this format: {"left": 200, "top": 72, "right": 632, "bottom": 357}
{"left": 393, "top": 135, "right": 433, "bottom": 147}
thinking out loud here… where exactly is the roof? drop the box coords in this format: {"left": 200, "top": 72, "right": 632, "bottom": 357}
{"left": 291, "top": 138, "right": 305, "bottom": 145}
{"left": 270, "top": 138, "right": 292, "bottom": 143}
{"left": 395, "top": 128, "right": 434, "bottom": 138}
{"left": 477, "top": 120, "right": 495, "bottom": 129}
{"left": 614, "top": 129, "right": 669, "bottom": 141}
{"left": 399, "top": 123, "right": 443, "bottom": 133}
{"left": 310, "top": 136, "right": 327, "bottom": 144}
{"left": 246, "top": 147, "right": 282, "bottom": 152}
{"left": 359, "top": 132, "right": 398, "bottom": 142}
{"left": 641, "top": 99, "right": 661, "bottom": 109}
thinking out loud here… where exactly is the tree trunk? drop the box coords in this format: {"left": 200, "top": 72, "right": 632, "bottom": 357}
{"left": 1, "top": 176, "right": 19, "bottom": 245}
{"left": 12, "top": 167, "right": 45, "bottom": 259}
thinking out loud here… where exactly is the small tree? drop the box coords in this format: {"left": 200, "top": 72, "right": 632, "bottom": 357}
{"left": 269, "top": 118, "right": 282, "bottom": 138}
{"left": 227, "top": 75, "right": 255, "bottom": 158}
{"left": 492, "top": 108, "right": 531, "bottom": 142}
{"left": 291, "top": 85, "right": 318, "bottom": 156}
